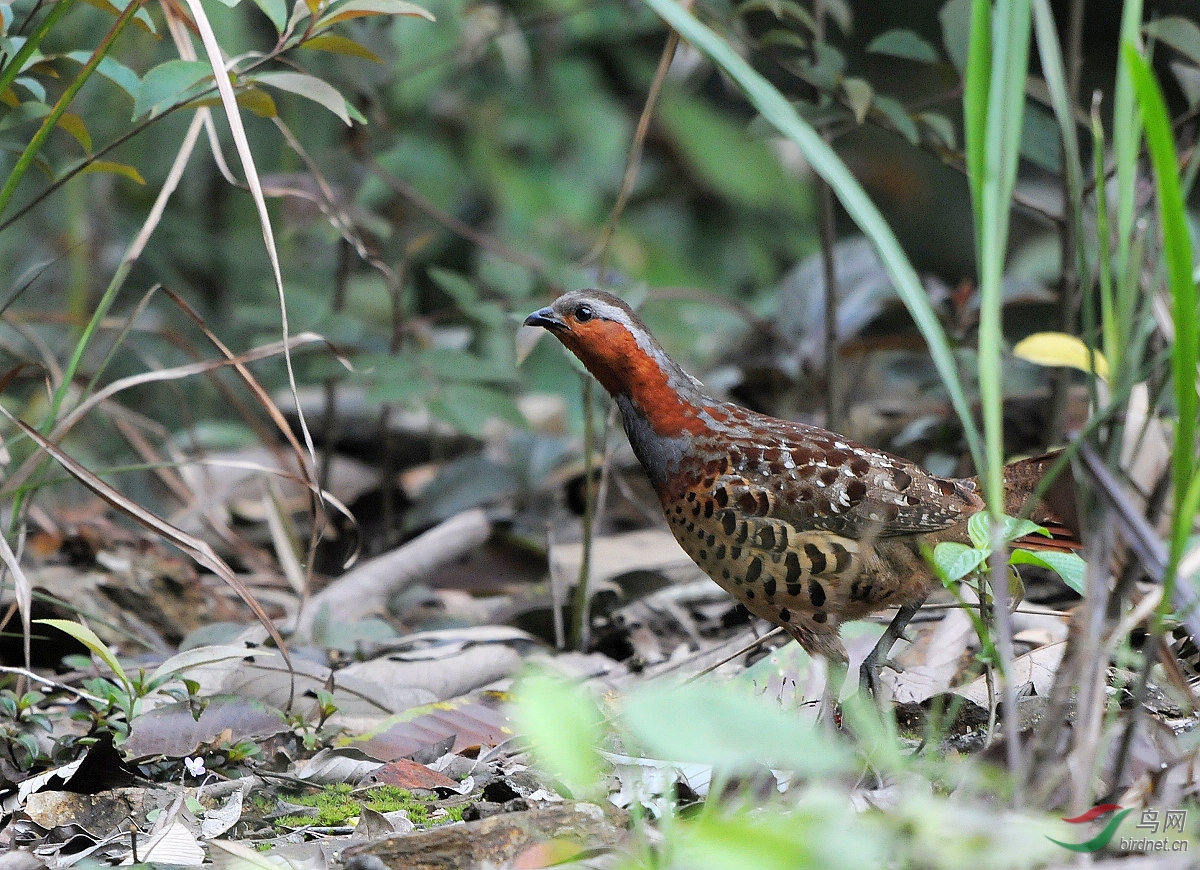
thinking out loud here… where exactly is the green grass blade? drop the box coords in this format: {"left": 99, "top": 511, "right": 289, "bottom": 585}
{"left": 1031, "top": 0, "right": 1086, "bottom": 277}
{"left": 963, "top": 0, "right": 992, "bottom": 253}
{"left": 1111, "top": 0, "right": 1144, "bottom": 374}
{"left": 638, "top": 0, "right": 983, "bottom": 469}
{"left": 1124, "top": 46, "right": 1199, "bottom": 585}
{"left": 975, "top": 0, "right": 1032, "bottom": 512}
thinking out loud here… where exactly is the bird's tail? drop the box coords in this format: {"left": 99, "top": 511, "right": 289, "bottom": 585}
{"left": 1000, "top": 451, "right": 1082, "bottom": 553}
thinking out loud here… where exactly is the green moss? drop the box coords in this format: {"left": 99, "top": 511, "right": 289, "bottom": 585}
{"left": 273, "top": 784, "right": 455, "bottom": 830}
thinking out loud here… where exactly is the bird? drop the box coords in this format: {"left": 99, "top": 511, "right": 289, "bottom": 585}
{"left": 524, "top": 289, "right": 1079, "bottom": 701}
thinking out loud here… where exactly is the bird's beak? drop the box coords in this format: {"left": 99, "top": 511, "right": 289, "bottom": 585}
{"left": 524, "top": 306, "right": 566, "bottom": 330}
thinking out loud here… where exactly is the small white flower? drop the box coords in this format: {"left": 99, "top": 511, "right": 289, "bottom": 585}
{"left": 184, "top": 756, "right": 206, "bottom": 777}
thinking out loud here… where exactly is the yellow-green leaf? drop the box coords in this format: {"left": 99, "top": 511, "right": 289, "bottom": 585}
{"left": 236, "top": 86, "right": 278, "bottom": 118}
{"left": 57, "top": 112, "right": 91, "bottom": 153}
{"left": 35, "top": 619, "right": 129, "bottom": 687}
{"left": 300, "top": 33, "right": 383, "bottom": 61}
{"left": 841, "top": 76, "right": 872, "bottom": 124}
{"left": 1012, "top": 331, "right": 1109, "bottom": 381}
{"left": 78, "top": 160, "right": 146, "bottom": 183}
{"left": 316, "top": 0, "right": 434, "bottom": 29}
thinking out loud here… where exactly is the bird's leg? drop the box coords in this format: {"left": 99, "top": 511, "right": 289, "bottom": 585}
{"left": 859, "top": 597, "right": 925, "bottom": 697}
{"left": 820, "top": 656, "right": 848, "bottom": 727}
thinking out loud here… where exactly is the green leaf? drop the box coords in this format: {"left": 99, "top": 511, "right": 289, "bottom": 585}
{"left": 429, "top": 381, "right": 524, "bottom": 436}
{"left": 918, "top": 111, "right": 956, "bottom": 148}
{"left": 867, "top": 29, "right": 940, "bottom": 63}
{"left": 250, "top": 71, "right": 364, "bottom": 126}
{"left": 1143, "top": 16, "right": 1200, "bottom": 69}
{"left": 807, "top": 42, "right": 846, "bottom": 90}
{"left": 64, "top": 51, "right": 140, "bottom": 98}
{"left": 133, "top": 60, "right": 212, "bottom": 119}
{"left": 841, "top": 76, "right": 872, "bottom": 125}
{"left": 622, "top": 682, "right": 853, "bottom": 773}
{"left": 13, "top": 75, "right": 44, "bottom": 102}
{"left": 939, "top": 0, "right": 974, "bottom": 72}
{"left": 78, "top": 0, "right": 156, "bottom": 32}
{"left": 421, "top": 347, "right": 515, "bottom": 383}
{"left": 968, "top": 511, "right": 1045, "bottom": 550}
{"left": 1010, "top": 549, "right": 1086, "bottom": 594}
{"left": 932, "top": 541, "right": 987, "bottom": 583}
{"left": 511, "top": 671, "right": 604, "bottom": 795}
{"left": 250, "top": 0, "right": 288, "bottom": 30}
{"left": 427, "top": 267, "right": 478, "bottom": 309}
{"left": 0, "top": 101, "right": 50, "bottom": 133}
{"left": 655, "top": 90, "right": 807, "bottom": 214}
{"left": 35, "top": 619, "right": 130, "bottom": 690}
{"left": 736, "top": 0, "right": 814, "bottom": 32}
{"left": 300, "top": 33, "right": 383, "bottom": 62}
{"left": 871, "top": 93, "right": 919, "bottom": 144}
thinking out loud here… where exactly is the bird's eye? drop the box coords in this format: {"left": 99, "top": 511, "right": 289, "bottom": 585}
{"left": 575, "top": 304, "right": 593, "bottom": 323}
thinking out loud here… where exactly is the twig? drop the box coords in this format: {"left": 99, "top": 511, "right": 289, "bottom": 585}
{"left": 291, "top": 508, "right": 492, "bottom": 642}
{"left": 0, "top": 665, "right": 107, "bottom": 703}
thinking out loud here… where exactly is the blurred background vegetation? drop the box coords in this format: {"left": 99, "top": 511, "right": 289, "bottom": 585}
{"left": 2, "top": 0, "right": 1198, "bottom": 562}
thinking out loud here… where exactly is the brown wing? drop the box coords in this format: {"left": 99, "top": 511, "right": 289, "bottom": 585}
{"left": 703, "top": 407, "right": 983, "bottom": 540}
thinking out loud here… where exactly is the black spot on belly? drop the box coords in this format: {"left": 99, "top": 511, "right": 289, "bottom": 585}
{"left": 698, "top": 549, "right": 707, "bottom": 560}
{"left": 706, "top": 534, "right": 715, "bottom": 546}
{"left": 691, "top": 503, "right": 701, "bottom": 517}
{"left": 779, "top": 607, "right": 791, "bottom": 622}
{"left": 745, "top": 557, "right": 763, "bottom": 584}
{"left": 808, "top": 580, "right": 826, "bottom": 608}
{"left": 687, "top": 491, "right": 696, "bottom": 501}
{"left": 745, "top": 589, "right": 755, "bottom": 599}
{"left": 831, "top": 543, "right": 853, "bottom": 573}
{"left": 758, "top": 526, "right": 776, "bottom": 549}
{"left": 703, "top": 500, "right": 714, "bottom": 518}
{"left": 804, "top": 543, "right": 827, "bottom": 575}
{"left": 714, "top": 486, "right": 729, "bottom": 507}
{"left": 734, "top": 522, "right": 750, "bottom": 544}
{"left": 812, "top": 611, "right": 827, "bottom": 623}
{"left": 782, "top": 549, "right": 801, "bottom": 583}
{"left": 715, "top": 544, "right": 726, "bottom": 559}
{"left": 730, "top": 546, "right": 742, "bottom": 560}
{"left": 762, "top": 577, "right": 777, "bottom": 598}
{"left": 721, "top": 512, "right": 736, "bottom": 535}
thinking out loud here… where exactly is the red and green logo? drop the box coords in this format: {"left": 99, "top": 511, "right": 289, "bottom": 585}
{"left": 1047, "top": 804, "right": 1133, "bottom": 852}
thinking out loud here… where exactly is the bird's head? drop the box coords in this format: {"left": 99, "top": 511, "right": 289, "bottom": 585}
{"left": 523, "top": 290, "right": 666, "bottom": 397}
{"left": 524, "top": 290, "right": 709, "bottom": 435}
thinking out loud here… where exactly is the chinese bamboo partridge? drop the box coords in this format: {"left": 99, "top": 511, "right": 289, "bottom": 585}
{"left": 525, "top": 290, "right": 1076, "bottom": 695}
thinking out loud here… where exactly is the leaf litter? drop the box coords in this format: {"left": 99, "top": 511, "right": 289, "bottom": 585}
{"left": 3, "top": 297, "right": 1200, "bottom": 870}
